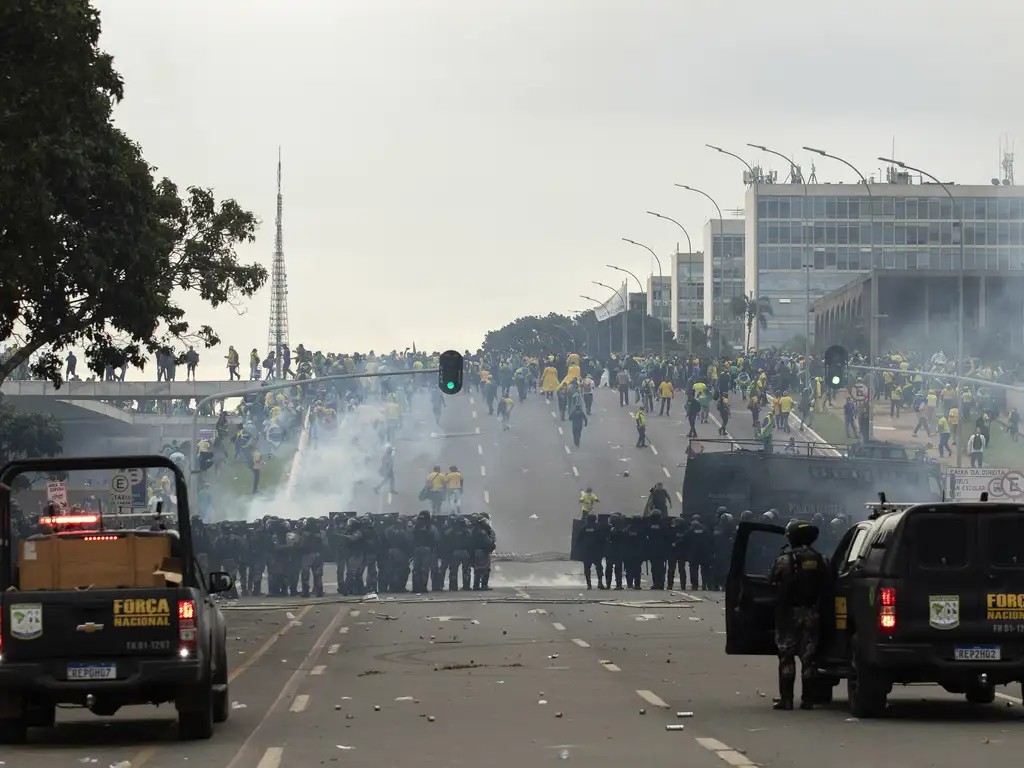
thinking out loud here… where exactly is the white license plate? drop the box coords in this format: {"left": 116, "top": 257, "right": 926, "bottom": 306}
{"left": 67, "top": 663, "right": 117, "bottom": 681}
{"left": 954, "top": 646, "right": 1001, "bottom": 661}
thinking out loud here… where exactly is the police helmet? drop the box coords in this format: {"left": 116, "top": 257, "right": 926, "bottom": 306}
{"left": 811, "top": 513, "right": 825, "bottom": 527}
{"left": 716, "top": 505, "right": 728, "bottom": 517}
{"left": 417, "top": 510, "right": 431, "bottom": 520}
{"left": 785, "top": 519, "right": 819, "bottom": 546}
{"left": 762, "top": 509, "right": 778, "bottom": 522}
{"left": 719, "top": 512, "right": 734, "bottom": 525}
{"left": 740, "top": 510, "right": 754, "bottom": 522}
{"left": 586, "top": 513, "right": 597, "bottom": 523}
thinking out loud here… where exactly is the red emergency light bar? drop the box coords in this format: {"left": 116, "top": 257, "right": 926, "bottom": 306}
{"left": 39, "top": 514, "right": 100, "bottom": 526}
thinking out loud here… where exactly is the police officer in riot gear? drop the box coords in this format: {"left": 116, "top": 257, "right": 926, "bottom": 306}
{"left": 575, "top": 513, "right": 604, "bottom": 589}
{"left": 768, "top": 519, "right": 828, "bottom": 711}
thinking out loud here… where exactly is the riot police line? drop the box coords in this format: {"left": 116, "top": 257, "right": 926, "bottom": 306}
{"left": 188, "top": 509, "right": 497, "bottom": 598}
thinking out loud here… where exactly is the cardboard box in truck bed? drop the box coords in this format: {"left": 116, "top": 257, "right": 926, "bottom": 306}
{"left": 19, "top": 535, "right": 172, "bottom": 590}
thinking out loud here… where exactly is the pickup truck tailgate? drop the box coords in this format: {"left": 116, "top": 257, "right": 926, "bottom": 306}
{"left": 2, "top": 589, "right": 183, "bottom": 661}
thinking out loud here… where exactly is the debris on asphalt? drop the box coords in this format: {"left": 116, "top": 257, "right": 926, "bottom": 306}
{"left": 361, "top": 593, "right": 380, "bottom": 601}
{"left": 395, "top": 696, "right": 414, "bottom": 701}
{"left": 231, "top": 701, "right": 247, "bottom": 710}
{"left": 358, "top": 670, "right": 383, "bottom": 677}
{"left": 665, "top": 725, "right": 686, "bottom": 731}
{"left": 528, "top": 609, "right": 548, "bottom": 615}
{"left": 538, "top": 699, "right": 549, "bottom": 705}
{"left": 548, "top": 654, "right": 560, "bottom": 660}
{"left": 334, "top": 705, "right": 342, "bottom": 710}
{"left": 676, "top": 711, "right": 694, "bottom": 718}
{"left": 634, "top": 614, "right": 664, "bottom": 622}
{"left": 688, "top": 616, "right": 702, "bottom": 621}
{"left": 373, "top": 705, "right": 381, "bottom": 711}
{"left": 555, "top": 712, "right": 563, "bottom": 718}
{"left": 336, "top": 745, "right": 355, "bottom": 750}
{"left": 845, "top": 717, "right": 859, "bottom": 723}
{"left": 371, "top": 611, "right": 398, "bottom": 620}
{"left": 110, "top": 762, "right": 132, "bottom": 768}
{"left": 639, "top": 708, "right": 646, "bottom": 715}
{"left": 428, "top": 715, "right": 436, "bottom": 722}
{"left": 529, "top": 514, "right": 539, "bottom": 519}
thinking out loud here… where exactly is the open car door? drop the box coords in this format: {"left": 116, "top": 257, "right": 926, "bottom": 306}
{"left": 725, "top": 521, "right": 787, "bottom": 655}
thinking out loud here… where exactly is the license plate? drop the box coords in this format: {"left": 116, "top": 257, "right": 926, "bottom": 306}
{"left": 67, "top": 663, "right": 117, "bottom": 681}
{"left": 954, "top": 646, "right": 1001, "bottom": 661}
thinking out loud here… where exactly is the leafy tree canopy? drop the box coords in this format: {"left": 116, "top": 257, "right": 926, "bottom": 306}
{"left": 0, "top": 0, "right": 268, "bottom": 387}
{"left": 0, "top": 402, "right": 64, "bottom": 466}
{"left": 482, "top": 313, "right": 581, "bottom": 356}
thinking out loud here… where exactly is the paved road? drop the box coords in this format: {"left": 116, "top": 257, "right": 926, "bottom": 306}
{"left": 8, "top": 385, "right": 1024, "bottom": 766}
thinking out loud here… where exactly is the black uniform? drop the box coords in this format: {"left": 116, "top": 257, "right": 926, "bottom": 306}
{"left": 768, "top": 522, "right": 828, "bottom": 710}
{"left": 575, "top": 513, "right": 605, "bottom": 589}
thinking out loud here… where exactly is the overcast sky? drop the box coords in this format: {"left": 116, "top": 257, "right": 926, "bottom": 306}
{"left": 91, "top": 0, "right": 1023, "bottom": 380}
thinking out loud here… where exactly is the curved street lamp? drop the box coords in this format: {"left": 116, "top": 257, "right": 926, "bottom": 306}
{"left": 676, "top": 184, "right": 728, "bottom": 357}
{"left": 648, "top": 212, "right": 696, "bottom": 354}
{"left": 621, "top": 238, "right": 666, "bottom": 358}
{"left": 607, "top": 264, "right": 646, "bottom": 354}
{"left": 593, "top": 280, "right": 628, "bottom": 355}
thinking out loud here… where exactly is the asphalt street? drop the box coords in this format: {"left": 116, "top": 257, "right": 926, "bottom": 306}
{"left": 7, "top": 385, "right": 1024, "bottom": 766}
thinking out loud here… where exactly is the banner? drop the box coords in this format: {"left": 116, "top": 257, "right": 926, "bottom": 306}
{"left": 592, "top": 282, "right": 628, "bottom": 322}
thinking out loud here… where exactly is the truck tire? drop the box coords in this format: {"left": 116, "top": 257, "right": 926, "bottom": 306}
{"left": 0, "top": 717, "right": 28, "bottom": 744}
{"left": 965, "top": 685, "right": 995, "bottom": 705}
{"left": 25, "top": 703, "right": 56, "bottom": 728}
{"left": 804, "top": 677, "right": 834, "bottom": 704}
{"left": 177, "top": 684, "right": 214, "bottom": 740}
{"left": 213, "top": 639, "right": 230, "bottom": 724}
{"left": 847, "top": 635, "right": 887, "bottom": 718}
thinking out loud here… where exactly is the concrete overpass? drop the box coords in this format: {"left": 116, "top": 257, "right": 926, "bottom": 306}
{"left": 0, "top": 379, "right": 266, "bottom": 401}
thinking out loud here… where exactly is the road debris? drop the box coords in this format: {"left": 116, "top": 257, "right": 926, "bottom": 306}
{"left": 665, "top": 725, "right": 686, "bottom": 731}
{"left": 676, "top": 711, "right": 694, "bottom": 718}
{"left": 336, "top": 745, "right": 355, "bottom": 750}
{"left": 231, "top": 701, "right": 247, "bottom": 710}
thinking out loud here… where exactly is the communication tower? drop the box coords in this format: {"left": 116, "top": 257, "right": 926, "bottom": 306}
{"left": 266, "top": 148, "right": 290, "bottom": 378}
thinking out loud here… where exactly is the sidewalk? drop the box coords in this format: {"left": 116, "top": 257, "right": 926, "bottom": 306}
{"left": 810, "top": 397, "right": 1024, "bottom": 471}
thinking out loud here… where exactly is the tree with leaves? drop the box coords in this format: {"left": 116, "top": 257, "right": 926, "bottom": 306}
{"left": 0, "top": 403, "right": 64, "bottom": 467}
{"left": 482, "top": 313, "right": 581, "bottom": 356}
{"left": 0, "top": 0, "right": 267, "bottom": 387}
{"left": 730, "top": 294, "right": 774, "bottom": 352}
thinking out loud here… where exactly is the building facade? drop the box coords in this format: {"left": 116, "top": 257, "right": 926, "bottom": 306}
{"left": 646, "top": 275, "right": 672, "bottom": 338}
{"left": 671, "top": 251, "right": 704, "bottom": 350}
{"left": 743, "top": 181, "right": 1024, "bottom": 351}
{"left": 703, "top": 219, "right": 746, "bottom": 352}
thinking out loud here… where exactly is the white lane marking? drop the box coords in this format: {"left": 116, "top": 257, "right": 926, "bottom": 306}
{"left": 564, "top": 445, "right": 571, "bottom": 454}
{"left": 650, "top": 444, "right": 658, "bottom": 455}
{"left": 697, "top": 738, "right": 731, "bottom": 752}
{"left": 478, "top": 444, "right": 483, "bottom": 455}
{"left": 680, "top": 592, "right": 704, "bottom": 602}
{"left": 662, "top": 466, "right": 671, "bottom": 478}
{"left": 514, "top": 587, "right": 530, "bottom": 599}
{"left": 386, "top": 492, "right": 392, "bottom": 505}
{"left": 484, "top": 490, "right": 490, "bottom": 504}
{"left": 551, "top": 411, "right": 558, "bottom": 418}
{"left": 675, "top": 491, "right": 683, "bottom": 503}
{"left": 327, "top": 644, "right": 340, "bottom": 655}
{"left": 310, "top": 665, "right": 326, "bottom": 676}
{"left": 256, "top": 748, "right": 284, "bottom": 768}
{"left": 481, "top": 465, "right": 487, "bottom": 476}
{"left": 997, "top": 691, "right": 1024, "bottom": 704}
{"left": 472, "top": 410, "right": 478, "bottom": 419}
{"left": 716, "top": 751, "right": 757, "bottom": 767}
{"left": 636, "top": 689, "right": 669, "bottom": 708}
{"left": 572, "top": 466, "right": 579, "bottom": 477}
{"left": 600, "top": 660, "right": 621, "bottom": 672}
{"left": 289, "top": 694, "right": 311, "bottom": 713}
{"left": 558, "top": 426, "right": 564, "bottom": 435}
{"left": 470, "top": 397, "right": 475, "bottom": 405}
{"left": 475, "top": 426, "right": 480, "bottom": 434}
{"left": 552, "top": 622, "right": 566, "bottom": 631}
{"left": 572, "top": 638, "right": 590, "bottom": 648}
{"left": 349, "top": 610, "right": 360, "bottom": 618}
{"left": 339, "top": 626, "right": 349, "bottom": 634}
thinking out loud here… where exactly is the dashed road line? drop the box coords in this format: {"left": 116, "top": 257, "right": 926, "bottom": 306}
{"left": 696, "top": 738, "right": 730, "bottom": 752}
{"left": 675, "top": 491, "right": 683, "bottom": 503}
{"left": 558, "top": 426, "right": 564, "bottom": 435}
{"left": 349, "top": 610, "right": 361, "bottom": 618}
{"left": 484, "top": 490, "right": 490, "bottom": 504}
{"left": 480, "top": 465, "right": 487, "bottom": 476}
{"left": 310, "top": 665, "right": 326, "bottom": 676}
{"left": 477, "top": 444, "right": 483, "bottom": 455}
{"left": 470, "top": 397, "right": 475, "bottom": 405}
{"left": 650, "top": 444, "right": 658, "bottom": 455}
{"left": 551, "top": 410, "right": 558, "bottom": 418}
{"left": 256, "top": 748, "right": 284, "bottom": 768}
{"left": 572, "top": 466, "right": 579, "bottom": 477}
{"left": 564, "top": 445, "right": 571, "bottom": 454}
{"left": 696, "top": 737, "right": 759, "bottom": 766}
{"left": 552, "top": 622, "right": 566, "bottom": 631}
{"left": 662, "top": 466, "right": 671, "bottom": 478}
{"left": 572, "top": 638, "right": 590, "bottom": 648}
{"left": 997, "top": 691, "right": 1024, "bottom": 704}
{"left": 289, "top": 694, "right": 311, "bottom": 713}
{"left": 386, "top": 492, "right": 393, "bottom": 505}
{"left": 327, "top": 644, "right": 340, "bottom": 655}
{"left": 599, "top": 660, "right": 621, "bottom": 672}
{"left": 474, "top": 426, "right": 480, "bottom": 434}
{"left": 339, "top": 626, "right": 349, "bottom": 634}
{"left": 636, "top": 689, "right": 669, "bottom": 708}
{"left": 472, "top": 410, "right": 477, "bottom": 419}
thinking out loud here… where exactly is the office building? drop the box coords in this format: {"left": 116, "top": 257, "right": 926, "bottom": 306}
{"left": 671, "top": 251, "right": 704, "bottom": 350}
{"left": 704, "top": 219, "right": 746, "bottom": 352}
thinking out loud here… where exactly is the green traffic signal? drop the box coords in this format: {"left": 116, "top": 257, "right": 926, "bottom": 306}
{"left": 831, "top": 375, "right": 841, "bottom": 385}
{"left": 446, "top": 381, "right": 455, "bottom": 390}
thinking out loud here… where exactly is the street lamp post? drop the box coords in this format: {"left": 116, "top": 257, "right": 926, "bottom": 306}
{"left": 594, "top": 280, "right": 628, "bottom": 356}
{"left": 621, "top": 238, "right": 666, "bottom": 358}
{"left": 607, "top": 264, "right": 645, "bottom": 354}
{"left": 805, "top": 146, "right": 877, "bottom": 441}
{"left": 581, "top": 294, "right": 613, "bottom": 358}
{"left": 647, "top": 212, "right": 694, "bottom": 356}
{"left": 879, "top": 155, "right": 967, "bottom": 467}
{"left": 748, "top": 143, "right": 811, "bottom": 363}
{"left": 676, "top": 184, "right": 726, "bottom": 358}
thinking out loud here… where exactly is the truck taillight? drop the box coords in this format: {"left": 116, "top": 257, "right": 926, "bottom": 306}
{"left": 879, "top": 587, "right": 897, "bottom": 633}
{"left": 178, "top": 599, "right": 197, "bottom": 659}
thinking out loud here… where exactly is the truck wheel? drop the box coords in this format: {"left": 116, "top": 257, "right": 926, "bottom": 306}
{"left": 805, "top": 677, "right": 834, "bottom": 704}
{"left": 25, "top": 703, "right": 56, "bottom": 728}
{"left": 847, "top": 635, "right": 887, "bottom": 718}
{"left": 0, "top": 717, "right": 28, "bottom": 744}
{"left": 965, "top": 685, "right": 995, "bottom": 705}
{"left": 177, "top": 685, "right": 214, "bottom": 740}
{"left": 212, "top": 637, "right": 230, "bottom": 724}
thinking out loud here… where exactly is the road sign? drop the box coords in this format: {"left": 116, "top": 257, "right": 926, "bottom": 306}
{"left": 110, "top": 469, "right": 147, "bottom": 508}
{"left": 945, "top": 467, "right": 1007, "bottom": 500}
{"left": 46, "top": 481, "right": 67, "bottom": 509}
{"left": 1001, "top": 470, "right": 1024, "bottom": 499}
{"left": 850, "top": 382, "right": 869, "bottom": 402}
{"left": 111, "top": 474, "right": 131, "bottom": 494}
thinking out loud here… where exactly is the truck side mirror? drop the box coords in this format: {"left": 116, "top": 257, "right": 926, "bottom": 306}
{"left": 208, "top": 571, "right": 234, "bottom": 594}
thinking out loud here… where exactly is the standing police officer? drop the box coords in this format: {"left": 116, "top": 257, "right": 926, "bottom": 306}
{"left": 768, "top": 519, "right": 828, "bottom": 711}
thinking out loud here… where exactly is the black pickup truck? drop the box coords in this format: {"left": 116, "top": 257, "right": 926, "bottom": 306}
{"left": 726, "top": 502, "right": 1024, "bottom": 716}
{"left": 0, "top": 455, "right": 234, "bottom": 742}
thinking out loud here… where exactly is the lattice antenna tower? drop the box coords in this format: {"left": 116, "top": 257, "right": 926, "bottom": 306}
{"left": 1000, "top": 134, "right": 1015, "bottom": 186}
{"left": 267, "top": 147, "right": 290, "bottom": 378}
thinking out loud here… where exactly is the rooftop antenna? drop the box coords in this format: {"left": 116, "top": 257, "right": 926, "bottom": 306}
{"left": 807, "top": 161, "right": 818, "bottom": 184}
{"left": 1000, "top": 134, "right": 1015, "bottom": 185}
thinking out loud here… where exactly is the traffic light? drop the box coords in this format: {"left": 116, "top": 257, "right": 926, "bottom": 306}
{"left": 438, "top": 350, "right": 464, "bottom": 395}
{"left": 823, "top": 345, "right": 848, "bottom": 390}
